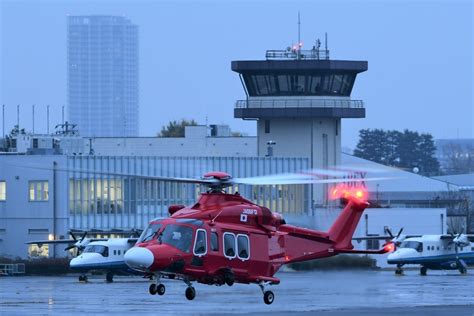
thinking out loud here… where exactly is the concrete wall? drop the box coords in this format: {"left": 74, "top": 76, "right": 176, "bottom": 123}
{"left": 257, "top": 117, "right": 341, "bottom": 206}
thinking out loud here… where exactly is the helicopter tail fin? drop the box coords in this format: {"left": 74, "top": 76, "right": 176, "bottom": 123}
{"left": 327, "top": 200, "right": 369, "bottom": 250}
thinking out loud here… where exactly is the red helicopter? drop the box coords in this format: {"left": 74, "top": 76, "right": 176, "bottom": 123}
{"left": 124, "top": 171, "right": 394, "bottom": 305}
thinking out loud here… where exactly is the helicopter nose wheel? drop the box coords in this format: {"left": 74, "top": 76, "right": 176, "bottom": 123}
{"left": 185, "top": 286, "right": 196, "bottom": 300}
{"left": 420, "top": 266, "right": 427, "bottom": 276}
{"left": 157, "top": 284, "right": 166, "bottom": 296}
{"left": 149, "top": 283, "right": 158, "bottom": 295}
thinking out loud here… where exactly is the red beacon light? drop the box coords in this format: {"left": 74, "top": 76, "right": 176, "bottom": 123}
{"left": 330, "top": 184, "right": 368, "bottom": 203}
{"left": 383, "top": 242, "right": 396, "bottom": 253}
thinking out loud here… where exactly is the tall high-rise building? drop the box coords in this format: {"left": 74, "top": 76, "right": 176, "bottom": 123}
{"left": 67, "top": 15, "right": 139, "bottom": 137}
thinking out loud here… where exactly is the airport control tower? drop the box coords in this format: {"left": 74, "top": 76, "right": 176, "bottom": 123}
{"left": 232, "top": 40, "right": 367, "bottom": 207}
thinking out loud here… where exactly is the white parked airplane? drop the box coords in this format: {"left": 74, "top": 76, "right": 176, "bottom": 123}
{"left": 355, "top": 230, "right": 474, "bottom": 275}
{"left": 27, "top": 231, "right": 142, "bottom": 282}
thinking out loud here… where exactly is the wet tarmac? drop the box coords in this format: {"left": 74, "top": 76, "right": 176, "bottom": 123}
{"left": 0, "top": 270, "right": 473, "bottom": 315}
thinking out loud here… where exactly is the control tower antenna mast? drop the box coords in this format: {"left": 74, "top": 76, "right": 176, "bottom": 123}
{"left": 297, "top": 11, "right": 301, "bottom": 60}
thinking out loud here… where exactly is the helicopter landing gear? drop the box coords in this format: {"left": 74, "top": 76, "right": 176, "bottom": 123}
{"left": 149, "top": 283, "right": 158, "bottom": 295}
{"left": 78, "top": 274, "right": 88, "bottom": 282}
{"left": 149, "top": 274, "right": 165, "bottom": 296}
{"left": 395, "top": 264, "right": 404, "bottom": 275}
{"left": 259, "top": 281, "right": 275, "bottom": 305}
{"left": 185, "top": 286, "right": 196, "bottom": 300}
{"left": 106, "top": 272, "right": 114, "bottom": 283}
{"left": 420, "top": 266, "right": 427, "bottom": 276}
{"left": 223, "top": 270, "right": 235, "bottom": 286}
{"left": 184, "top": 279, "right": 196, "bottom": 301}
{"left": 157, "top": 284, "right": 166, "bottom": 295}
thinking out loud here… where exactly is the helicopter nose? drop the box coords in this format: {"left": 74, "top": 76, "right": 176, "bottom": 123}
{"left": 124, "top": 247, "right": 154, "bottom": 270}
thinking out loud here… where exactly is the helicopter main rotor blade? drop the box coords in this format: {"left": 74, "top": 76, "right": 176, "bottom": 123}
{"left": 232, "top": 174, "right": 396, "bottom": 186}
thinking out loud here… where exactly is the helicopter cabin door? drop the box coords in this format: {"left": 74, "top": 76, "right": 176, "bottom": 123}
{"left": 191, "top": 228, "right": 208, "bottom": 269}
{"left": 223, "top": 232, "right": 251, "bottom": 275}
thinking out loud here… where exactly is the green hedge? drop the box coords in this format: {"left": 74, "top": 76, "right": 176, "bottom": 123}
{"left": 289, "top": 255, "right": 377, "bottom": 271}
{"left": 0, "top": 257, "right": 72, "bottom": 275}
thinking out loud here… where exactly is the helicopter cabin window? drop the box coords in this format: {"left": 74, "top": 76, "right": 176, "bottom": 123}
{"left": 118, "top": 250, "right": 121, "bottom": 255}
{"left": 223, "top": 232, "right": 236, "bottom": 259}
{"left": 193, "top": 229, "right": 207, "bottom": 256}
{"left": 237, "top": 234, "right": 250, "bottom": 260}
{"left": 210, "top": 232, "right": 219, "bottom": 251}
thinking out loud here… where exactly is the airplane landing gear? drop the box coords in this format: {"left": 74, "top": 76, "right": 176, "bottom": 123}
{"left": 420, "top": 266, "right": 427, "bottom": 276}
{"left": 395, "top": 264, "right": 404, "bottom": 275}
{"left": 78, "top": 274, "right": 88, "bottom": 282}
{"left": 259, "top": 281, "right": 275, "bottom": 305}
{"left": 185, "top": 286, "right": 196, "bottom": 300}
{"left": 106, "top": 272, "right": 114, "bottom": 283}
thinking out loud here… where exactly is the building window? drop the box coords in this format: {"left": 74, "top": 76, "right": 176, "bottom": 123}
{"left": 29, "top": 181, "right": 49, "bottom": 201}
{"left": 0, "top": 181, "right": 6, "bottom": 201}
{"left": 264, "top": 120, "right": 270, "bottom": 134}
{"left": 28, "top": 244, "right": 49, "bottom": 258}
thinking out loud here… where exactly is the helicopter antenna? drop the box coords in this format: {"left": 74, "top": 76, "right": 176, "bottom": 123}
{"left": 210, "top": 209, "right": 224, "bottom": 225}
{"left": 297, "top": 11, "right": 301, "bottom": 60}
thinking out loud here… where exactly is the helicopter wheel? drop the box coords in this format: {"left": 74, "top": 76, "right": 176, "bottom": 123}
{"left": 263, "top": 290, "right": 274, "bottom": 305}
{"left": 459, "top": 266, "right": 467, "bottom": 275}
{"left": 185, "top": 286, "right": 196, "bottom": 301}
{"left": 224, "top": 271, "right": 235, "bottom": 286}
{"left": 395, "top": 268, "right": 403, "bottom": 275}
{"left": 157, "top": 284, "right": 166, "bottom": 296}
{"left": 420, "top": 266, "right": 427, "bottom": 276}
{"left": 106, "top": 272, "right": 114, "bottom": 283}
{"left": 149, "top": 283, "right": 158, "bottom": 295}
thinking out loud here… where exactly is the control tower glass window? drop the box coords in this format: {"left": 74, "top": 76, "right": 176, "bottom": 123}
{"left": 243, "top": 73, "right": 355, "bottom": 97}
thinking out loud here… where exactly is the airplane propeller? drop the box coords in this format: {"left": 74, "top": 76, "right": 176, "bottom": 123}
{"left": 448, "top": 230, "right": 470, "bottom": 274}
{"left": 64, "top": 231, "right": 89, "bottom": 253}
{"left": 385, "top": 227, "right": 405, "bottom": 245}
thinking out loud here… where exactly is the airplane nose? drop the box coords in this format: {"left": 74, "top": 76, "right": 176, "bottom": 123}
{"left": 124, "top": 247, "right": 154, "bottom": 270}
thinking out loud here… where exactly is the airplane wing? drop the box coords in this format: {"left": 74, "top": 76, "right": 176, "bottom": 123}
{"left": 26, "top": 239, "right": 76, "bottom": 245}
{"left": 352, "top": 235, "right": 421, "bottom": 241}
{"left": 440, "top": 234, "right": 474, "bottom": 242}
{"left": 25, "top": 238, "right": 108, "bottom": 245}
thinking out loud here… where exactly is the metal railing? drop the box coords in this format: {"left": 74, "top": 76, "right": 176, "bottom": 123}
{"left": 266, "top": 49, "right": 330, "bottom": 60}
{"left": 235, "top": 99, "right": 364, "bottom": 109}
{"left": 0, "top": 263, "right": 26, "bottom": 276}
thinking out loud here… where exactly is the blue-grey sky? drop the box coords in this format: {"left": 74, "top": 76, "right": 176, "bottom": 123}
{"left": 1, "top": 0, "right": 472, "bottom": 149}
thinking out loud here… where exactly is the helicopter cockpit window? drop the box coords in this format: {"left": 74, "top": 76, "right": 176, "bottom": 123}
{"left": 400, "top": 241, "right": 423, "bottom": 253}
{"left": 193, "top": 229, "right": 207, "bottom": 256}
{"left": 84, "top": 245, "right": 109, "bottom": 257}
{"left": 160, "top": 224, "right": 193, "bottom": 253}
{"left": 237, "top": 234, "right": 250, "bottom": 260}
{"left": 223, "top": 233, "right": 236, "bottom": 258}
{"left": 138, "top": 222, "right": 163, "bottom": 243}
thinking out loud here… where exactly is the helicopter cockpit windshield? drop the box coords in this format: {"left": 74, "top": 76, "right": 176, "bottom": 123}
{"left": 83, "top": 245, "right": 109, "bottom": 257}
{"left": 138, "top": 222, "right": 163, "bottom": 243}
{"left": 400, "top": 241, "right": 423, "bottom": 252}
{"left": 159, "top": 224, "right": 194, "bottom": 253}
